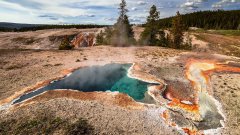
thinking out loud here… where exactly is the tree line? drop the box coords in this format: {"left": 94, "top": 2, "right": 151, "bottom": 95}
{"left": 158, "top": 10, "right": 240, "bottom": 30}
{"left": 0, "top": 24, "right": 107, "bottom": 32}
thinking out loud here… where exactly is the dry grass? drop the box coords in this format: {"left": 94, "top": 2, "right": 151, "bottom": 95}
{"left": 194, "top": 33, "right": 240, "bottom": 57}
{"left": 0, "top": 113, "right": 94, "bottom": 135}
{"left": 12, "top": 37, "right": 36, "bottom": 45}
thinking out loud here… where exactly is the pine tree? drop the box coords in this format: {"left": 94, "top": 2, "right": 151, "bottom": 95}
{"left": 147, "top": 5, "right": 159, "bottom": 24}
{"left": 140, "top": 5, "right": 160, "bottom": 45}
{"left": 112, "top": 0, "right": 135, "bottom": 46}
{"left": 171, "top": 11, "right": 184, "bottom": 49}
{"left": 96, "top": 30, "right": 104, "bottom": 45}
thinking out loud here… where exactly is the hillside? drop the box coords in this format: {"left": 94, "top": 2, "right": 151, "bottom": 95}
{"left": 0, "top": 22, "right": 41, "bottom": 29}
{"left": 0, "top": 22, "right": 107, "bottom": 32}
{"left": 158, "top": 10, "right": 240, "bottom": 30}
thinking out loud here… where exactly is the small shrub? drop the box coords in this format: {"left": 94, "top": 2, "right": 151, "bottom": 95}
{"left": 59, "top": 36, "right": 74, "bottom": 50}
{"left": 0, "top": 119, "right": 16, "bottom": 134}
{"left": 66, "top": 118, "right": 94, "bottom": 135}
{"left": 96, "top": 30, "right": 104, "bottom": 45}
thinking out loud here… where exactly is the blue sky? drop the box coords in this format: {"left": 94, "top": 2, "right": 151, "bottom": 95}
{"left": 0, "top": 0, "right": 239, "bottom": 24}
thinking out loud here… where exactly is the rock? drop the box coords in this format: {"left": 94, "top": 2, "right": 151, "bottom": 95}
{"left": 71, "top": 33, "right": 95, "bottom": 48}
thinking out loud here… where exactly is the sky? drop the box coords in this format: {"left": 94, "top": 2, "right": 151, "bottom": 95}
{"left": 0, "top": 0, "right": 239, "bottom": 24}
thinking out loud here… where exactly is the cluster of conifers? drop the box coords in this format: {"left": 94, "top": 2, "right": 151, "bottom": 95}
{"left": 95, "top": 0, "right": 191, "bottom": 50}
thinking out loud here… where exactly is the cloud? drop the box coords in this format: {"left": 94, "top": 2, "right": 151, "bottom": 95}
{"left": 0, "top": 0, "right": 87, "bottom": 17}
{"left": 129, "top": 18, "right": 142, "bottom": 23}
{"left": 183, "top": 2, "right": 195, "bottom": 7}
{"left": 86, "top": 14, "right": 95, "bottom": 17}
{"left": 212, "top": 0, "right": 240, "bottom": 9}
{"left": 158, "top": 6, "right": 164, "bottom": 9}
{"left": 49, "top": 17, "right": 58, "bottom": 20}
{"left": 180, "top": 0, "right": 208, "bottom": 10}
{"left": 38, "top": 15, "right": 59, "bottom": 20}
{"left": 129, "top": 15, "right": 146, "bottom": 23}
{"left": 104, "top": 17, "right": 116, "bottom": 21}
{"left": 0, "top": 0, "right": 239, "bottom": 24}
{"left": 0, "top": 1, "right": 32, "bottom": 12}
{"left": 137, "top": 1, "right": 147, "bottom": 5}
{"left": 38, "top": 15, "right": 53, "bottom": 18}
{"left": 131, "top": 7, "right": 138, "bottom": 11}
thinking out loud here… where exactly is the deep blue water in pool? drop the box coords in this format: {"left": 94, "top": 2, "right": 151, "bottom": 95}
{"left": 13, "top": 63, "right": 153, "bottom": 104}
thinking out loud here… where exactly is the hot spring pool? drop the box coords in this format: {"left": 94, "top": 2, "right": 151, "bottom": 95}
{"left": 14, "top": 63, "right": 155, "bottom": 104}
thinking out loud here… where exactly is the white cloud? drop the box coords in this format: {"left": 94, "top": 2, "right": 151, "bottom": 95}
{"left": 0, "top": 0, "right": 87, "bottom": 17}
{"left": 184, "top": 2, "right": 194, "bottom": 7}
{"left": 181, "top": 1, "right": 199, "bottom": 10}
{"left": 0, "top": 0, "right": 239, "bottom": 24}
{"left": 131, "top": 7, "right": 138, "bottom": 11}
{"left": 137, "top": 1, "right": 147, "bottom": 5}
{"left": 0, "top": 1, "right": 31, "bottom": 12}
{"left": 212, "top": 0, "right": 240, "bottom": 9}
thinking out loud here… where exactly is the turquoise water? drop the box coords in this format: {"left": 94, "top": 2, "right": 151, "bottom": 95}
{"left": 111, "top": 76, "right": 149, "bottom": 100}
{"left": 14, "top": 63, "right": 152, "bottom": 104}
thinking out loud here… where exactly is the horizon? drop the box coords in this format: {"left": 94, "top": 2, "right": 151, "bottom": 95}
{"left": 0, "top": 0, "right": 240, "bottom": 25}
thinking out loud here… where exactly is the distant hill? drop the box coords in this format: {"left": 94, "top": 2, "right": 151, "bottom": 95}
{"left": 0, "top": 22, "right": 41, "bottom": 29}
{"left": 158, "top": 10, "right": 240, "bottom": 30}
{"left": 0, "top": 22, "right": 107, "bottom": 32}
